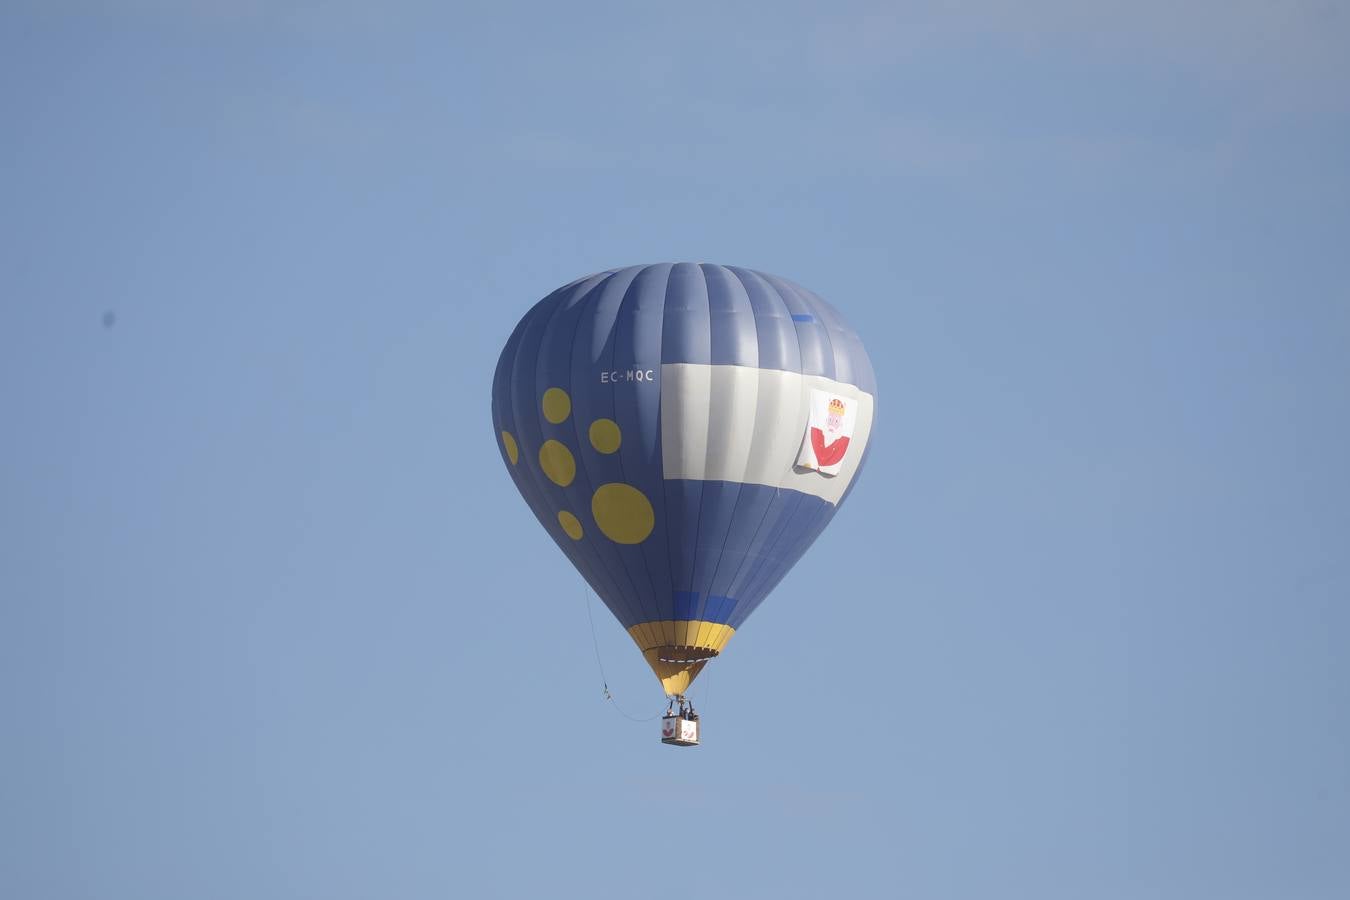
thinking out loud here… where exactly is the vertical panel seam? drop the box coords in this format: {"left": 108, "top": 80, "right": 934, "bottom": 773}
{"left": 610, "top": 265, "right": 665, "bottom": 629}
{"left": 562, "top": 272, "right": 642, "bottom": 628}
{"left": 712, "top": 267, "right": 809, "bottom": 626}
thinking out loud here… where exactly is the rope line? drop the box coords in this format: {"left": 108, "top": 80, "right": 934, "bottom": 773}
{"left": 582, "top": 584, "right": 663, "bottom": 723}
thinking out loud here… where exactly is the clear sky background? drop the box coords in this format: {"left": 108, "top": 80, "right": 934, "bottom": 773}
{"left": 3, "top": 2, "right": 1348, "bottom": 898}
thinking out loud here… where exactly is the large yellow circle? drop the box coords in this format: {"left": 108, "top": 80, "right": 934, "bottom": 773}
{"left": 538, "top": 439, "right": 576, "bottom": 487}
{"left": 588, "top": 418, "right": 621, "bottom": 454}
{"left": 542, "top": 388, "right": 571, "bottom": 424}
{"left": 500, "top": 430, "right": 519, "bottom": 465}
{"left": 591, "top": 483, "right": 655, "bottom": 544}
{"left": 558, "top": 510, "right": 583, "bottom": 540}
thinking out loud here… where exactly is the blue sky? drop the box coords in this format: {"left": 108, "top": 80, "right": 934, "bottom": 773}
{"left": 3, "top": 2, "right": 1348, "bottom": 898}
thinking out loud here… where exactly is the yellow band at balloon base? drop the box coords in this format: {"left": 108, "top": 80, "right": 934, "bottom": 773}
{"left": 626, "top": 621, "right": 735, "bottom": 696}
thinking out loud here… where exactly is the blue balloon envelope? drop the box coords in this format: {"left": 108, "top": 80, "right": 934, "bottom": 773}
{"left": 491, "top": 263, "right": 877, "bottom": 695}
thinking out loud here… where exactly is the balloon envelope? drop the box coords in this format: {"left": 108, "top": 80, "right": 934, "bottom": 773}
{"left": 491, "top": 263, "right": 876, "bottom": 694}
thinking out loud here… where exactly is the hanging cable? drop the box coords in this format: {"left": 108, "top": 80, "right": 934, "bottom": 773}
{"left": 695, "top": 658, "right": 711, "bottom": 718}
{"left": 582, "top": 583, "right": 662, "bottom": 723}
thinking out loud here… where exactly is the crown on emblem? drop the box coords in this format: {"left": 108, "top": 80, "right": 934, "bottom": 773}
{"left": 828, "top": 397, "right": 846, "bottom": 414}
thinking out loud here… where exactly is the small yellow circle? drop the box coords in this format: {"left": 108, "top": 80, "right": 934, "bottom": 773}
{"left": 591, "top": 482, "right": 655, "bottom": 544}
{"left": 588, "top": 418, "right": 621, "bottom": 454}
{"left": 542, "top": 387, "right": 571, "bottom": 424}
{"left": 558, "top": 510, "right": 583, "bottom": 540}
{"left": 500, "top": 431, "right": 519, "bottom": 465}
{"left": 538, "top": 439, "right": 576, "bottom": 487}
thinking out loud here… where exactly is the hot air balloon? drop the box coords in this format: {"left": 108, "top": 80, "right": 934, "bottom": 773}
{"left": 490, "top": 263, "right": 876, "bottom": 744}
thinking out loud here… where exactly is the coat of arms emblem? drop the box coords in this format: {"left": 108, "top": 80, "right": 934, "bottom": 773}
{"left": 796, "top": 390, "right": 856, "bottom": 476}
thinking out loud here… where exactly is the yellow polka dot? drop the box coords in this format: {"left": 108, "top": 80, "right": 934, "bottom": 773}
{"left": 558, "top": 510, "right": 583, "bottom": 540}
{"left": 542, "top": 387, "right": 571, "bottom": 424}
{"left": 500, "top": 431, "right": 519, "bottom": 465}
{"left": 588, "top": 418, "right": 621, "bottom": 454}
{"left": 538, "top": 439, "right": 576, "bottom": 487}
{"left": 591, "top": 483, "right": 654, "bottom": 544}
